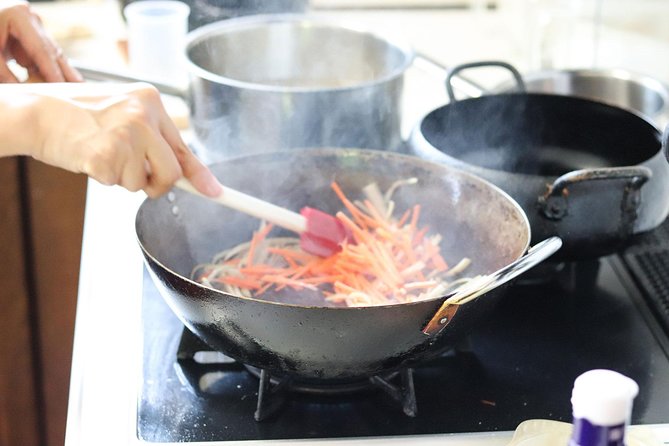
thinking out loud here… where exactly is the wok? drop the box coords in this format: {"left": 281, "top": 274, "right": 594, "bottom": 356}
{"left": 136, "top": 149, "right": 560, "bottom": 380}
{"left": 409, "top": 61, "right": 669, "bottom": 260}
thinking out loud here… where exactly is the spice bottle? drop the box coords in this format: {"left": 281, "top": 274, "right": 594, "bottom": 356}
{"left": 507, "top": 369, "right": 660, "bottom": 446}
{"left": 569, "top": 369, "right": 638, "bottom": 446}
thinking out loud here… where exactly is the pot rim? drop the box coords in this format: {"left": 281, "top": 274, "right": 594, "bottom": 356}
{"left": 409, "top": 92, "right": 663, "bottom": 181}
{"left": 184, "top": 13, "right": 416, "bottom": 93}
{"left": 520, "top": 67, "right": 669, "bottom": 99}
{"left": 495, "top": 67, "right": 669, "bottom": 128}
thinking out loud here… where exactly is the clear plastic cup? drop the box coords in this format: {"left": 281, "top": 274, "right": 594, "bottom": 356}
{"left": 124, "top": 0, "right": 190, "bottom": 85}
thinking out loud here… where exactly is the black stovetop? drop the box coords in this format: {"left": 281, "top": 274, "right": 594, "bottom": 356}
{"left": 137, "top": 222, "right": 669, "bottom": 443}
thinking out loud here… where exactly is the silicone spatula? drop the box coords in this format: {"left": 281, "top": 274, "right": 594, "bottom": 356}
{"left": 175, "top": 178, "right": 349, "bottom": 257}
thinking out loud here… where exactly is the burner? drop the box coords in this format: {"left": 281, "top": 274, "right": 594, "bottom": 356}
{"left": 250, "top": 366, "right": 416, "bottom": 421}
{"left": 175, "top": 327, "right": 418, "bottom": 421}
{"left": 515, "top": 258, "right": 601, "bottom": 293}
{"left": 243, "top": 364, "right": 400, "bottom": 395}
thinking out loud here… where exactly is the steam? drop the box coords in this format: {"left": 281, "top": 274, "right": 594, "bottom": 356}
{"left": 422, "top": 94, "right": 549, "bottom": 175}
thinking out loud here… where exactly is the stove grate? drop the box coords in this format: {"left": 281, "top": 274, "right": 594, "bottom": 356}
{"left": 175, "top": 327, "right": 418, "bottom": 422}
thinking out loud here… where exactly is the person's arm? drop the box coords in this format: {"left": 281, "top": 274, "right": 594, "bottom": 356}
{"left": 0, "top": 0, "right": 81, "bottom": 82}
{"left": 0, "top": 82, "right": 222, "bottom": 198}
{"left": 0, "top": 83, "right": 39, "bottom": 155}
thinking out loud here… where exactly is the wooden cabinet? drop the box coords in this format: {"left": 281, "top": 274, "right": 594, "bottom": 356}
{"left": 0, "top": 157, "right": 87, "bottom": 446}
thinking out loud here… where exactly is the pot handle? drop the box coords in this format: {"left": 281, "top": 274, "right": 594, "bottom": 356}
{"left": 445, "top": 60, "right": 526, "bottom": 103}
{"left": 412, "top": 53, "right": 487, "bottom": 99}
{"left": 422, "top": 236, "right": 563, "bottom": 337}
{"left": 70, "top": 59, "right": 189, "bottom": 100}
{"left": 538, "top": 166, "right": 652, "bottom": 221}
{"left": 663, "top": 123, "right": 669, "bottom": 163}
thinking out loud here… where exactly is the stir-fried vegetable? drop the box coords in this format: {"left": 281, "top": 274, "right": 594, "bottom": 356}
{"left": 192, "top": 179, "right": 475, "bottom": 307}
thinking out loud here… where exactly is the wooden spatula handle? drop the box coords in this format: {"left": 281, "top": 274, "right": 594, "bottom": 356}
{"left": 175, "top": 178, "right": 307, "bottom": 234}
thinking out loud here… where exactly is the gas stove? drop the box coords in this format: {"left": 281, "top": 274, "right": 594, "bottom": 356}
{"left": 136, "top": 220, "right": 669, "bottom": 443}
{"left": 59, "top": 2, "right": 669, "bottom": 443}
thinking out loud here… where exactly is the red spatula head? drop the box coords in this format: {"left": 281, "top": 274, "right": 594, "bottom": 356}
{"left": 299, "top": 207, "right": 351, "bottom": 257}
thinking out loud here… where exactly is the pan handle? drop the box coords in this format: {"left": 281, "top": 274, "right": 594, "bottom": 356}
{"left": 422, "top": 236, "right": 562, "bottom": 337}
{"left": 445, "top": 60, "right": 526, "bottom": 103}
{"left": 70, "top": 59, "right": 189, "bottom": 100}
{"left": 538, "top": 166, "right": 652, "bottom": 221}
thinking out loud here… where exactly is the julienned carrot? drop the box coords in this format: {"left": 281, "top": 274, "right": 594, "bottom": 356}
{"left": 195, "top": 180, "right": 468, "bottom": 306}
{"left": 413, "top": 226, "right": 430, "bottom": 246}
{"left": 409, "top": 204, "right": 421, "bottom": 234}
{"left": 246, "top": 223, "right": 274, "bottom": 266}
{"left": 330, "top": 182, "right": 370, "bottom": 229}
{"left": 239, "top": 265, "right": 286, "bottom": 275}
{"left": 336, "top": 211, "right": 368, "bottom": 244}
{"left": 396, "top": 208, "right": 412, "bottom": 227}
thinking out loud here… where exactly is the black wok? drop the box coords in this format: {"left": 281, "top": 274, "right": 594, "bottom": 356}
{"left": 136, "top": 149, "right": 559, "bottom": 380}
{"left": 409, "top": 61, "right": 669, "bottom": 260}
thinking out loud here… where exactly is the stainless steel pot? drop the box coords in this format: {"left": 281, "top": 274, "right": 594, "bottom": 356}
{"left": 186, "top": 14, "right": 414, "bottom": 162}
{"left": 496, "top": 68, "right": 669, "bottom": 130}
{"left": 77, "top": 14, "right": 414, "bottom": 164}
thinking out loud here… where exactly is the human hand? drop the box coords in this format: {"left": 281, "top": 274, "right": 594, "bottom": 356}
{"left": 28, "top": 82, "right": 221, "bottom": 198}
{"left": 0, "top": 0, "right": 82, "bottom": 82}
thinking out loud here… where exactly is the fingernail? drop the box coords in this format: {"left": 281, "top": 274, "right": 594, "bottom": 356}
{"left": 206, "top": 179, "right": 223, "bottom": 197}
{"left": 200, "top": 171, "right": 223, "bottom": 197}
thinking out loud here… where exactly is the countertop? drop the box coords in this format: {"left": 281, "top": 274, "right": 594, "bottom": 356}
{"left": 56, "top": 1, "right": 669, "bottom": 444}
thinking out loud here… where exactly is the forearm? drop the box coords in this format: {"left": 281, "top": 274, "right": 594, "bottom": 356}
{"left": 0, "top": 87, "right": 41, "bottom": 157}
{"left": 0, "top": 82, "right": 150, "bottom": 160}
{"left": 0, "top": 84, "right": 95, "bottom": 158}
